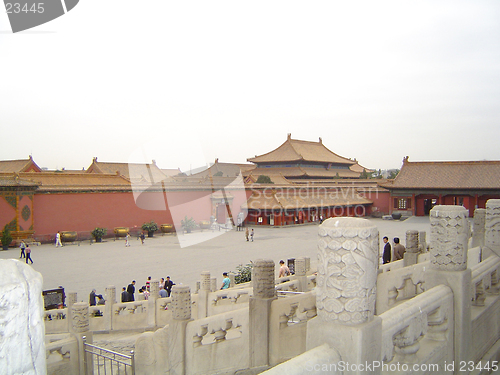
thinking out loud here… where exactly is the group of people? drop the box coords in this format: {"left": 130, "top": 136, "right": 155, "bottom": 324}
{"left": 382, "top": 236, "right": 406, "bottom": 264}
{"left": 19, "top": 240, "right": 33, "bottom": 264}
{"left": 121, "top": 276, "right": 176, "bottom": 302}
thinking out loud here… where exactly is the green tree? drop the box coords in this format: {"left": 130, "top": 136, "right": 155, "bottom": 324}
{"left": 234, "top": 262, "right": 253, "bottom": 284}
{"left": 388, "top": 169, "right": 400, "bottom": 179}
{"left": 256, "top": 175, "right": 273, "bottom": 184}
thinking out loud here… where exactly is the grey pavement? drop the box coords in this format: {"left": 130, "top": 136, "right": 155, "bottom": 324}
{"left": 0, "top": 216, "right": 431, "bottom": 304}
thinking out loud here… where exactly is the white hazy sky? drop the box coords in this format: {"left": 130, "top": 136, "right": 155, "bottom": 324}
{"left": 1, "top": 1, "right": 499, "bottom": 172}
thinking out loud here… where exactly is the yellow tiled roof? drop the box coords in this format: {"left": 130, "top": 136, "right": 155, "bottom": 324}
{"left": 247, "top": 135, "right": 355, "bottom": 165}
{"left": 0, "top": 157, "right": 41, "bottom": 173}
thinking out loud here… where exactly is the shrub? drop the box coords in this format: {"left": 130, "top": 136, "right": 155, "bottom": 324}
{"left": 1, "top": 225, "right": 13, "bottom": 248}
{"left": 256, "top": 175, "right": 273, "bottom": 184}
{"left": 142, "top": 221, "right": 159, "bottom": 232}
{"left": 234, "top": 262, "right": 253, "bottom": 284}
{"left": 91, "top": 227, "right": 107, "bottom": 240}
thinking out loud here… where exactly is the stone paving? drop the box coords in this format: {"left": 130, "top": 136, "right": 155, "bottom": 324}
{"left": 0, "top": 216, "right": 432, "bottom": 303}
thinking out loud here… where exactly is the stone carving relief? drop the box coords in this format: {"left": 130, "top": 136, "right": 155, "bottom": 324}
{"left": 316, "top": 218, "right": 378, "bottom": 325}
{"left": 429, "top": 206, "right": 469, "bottom": 271}
{"left": 171, "top": 286, "right": 191, "bottom": 320}
{"left": 485, "top": 200, "right": 500, "bottom": 256}
{"left": 252, "top": 259, "right": 276, "bottom": 299}
{"left": 70, "top": 302, "right": 89, "bottom": 333}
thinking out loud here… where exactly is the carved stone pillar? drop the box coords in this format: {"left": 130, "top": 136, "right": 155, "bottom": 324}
{"left": 418, "top": 231, "right": 427, "bottom": 252}
{"left": 249, "top": 259, "right": 277, "bottom": 367}
{"left": 147, "top": 280, "right": 160, "bottom": 328}
{"left": 426, "top": 205, "right": 471, "bottom": 366}
{"left": 149, "top": 279, "right": 159, "bottom": 301}
{"left": 295, "top": 257, "right": 308, "bottom": 292}
{"left": 70, "top": 302, "right": 92, "bottom": 375}
{"left": 104, "top": 286, "right": 116, "bottom": 331}
{"left": 429, "top": 205, "right": 469, "bottom": 271}
{"left": 198, "top": 272, "right": 210, "bottom": 319}
{"left": 485, "top": 200, "right": 500, "bottom": 258}
{"left": 404, "top": 230, "right": 420, "bottom": 266}
{"left": 167, "top": 286, "right": 192, "bottom": 375}
{"left": 228, "top": 272, "right": 236, "bottom": 288}
{"left": 472, "top": 208, "right": 486, "bottom": 250}
{"left": 67, "top": 292, "right": 77, "bottom": 307}
{"left": 307, "top": 218, "right": 381, "bottom": 375}
{"left": 210, "top": 277, "right": 217, "bottom": 292}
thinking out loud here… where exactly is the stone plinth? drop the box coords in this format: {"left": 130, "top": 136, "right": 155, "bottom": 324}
{"left": 171, "top": 285, "right": 191, "bottom": 321}
{"left": 67, "top": 292, "right": 77, "bottom": 307}
{"left": 316, "top": 217, "right": 379, "bottom": 325}
{"left": 0, "top": 260, "right": 46, "bottom": 375}
{"left": 149, "top": 279, "right": 160, "bottom": 301}
{"left": 168, "top": 286, "right": 191, "bottom": 375}
{"left": 201, "top": 271, "right": 211, "bottom": 291}
{"left": 485, "top": 200, "right": 500, "bottom": 258}
{"left": 252, "top": 259, "right": 276, "bottom": 299}
{"left": 198, "top": 272, "right": 210, "bottom": 319}
{"left": 406, "top": 230, "right": 419, "bottom": 253}
{"left": 295, "top": 257, "right": 308, "bottom": 292}
{"left": 429, "top": 205, "right": 469, "bottom": 271}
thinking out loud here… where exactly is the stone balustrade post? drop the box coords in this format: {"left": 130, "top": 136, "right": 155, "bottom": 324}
{"left": 304, "top": 256, "right": 311, "bottom": 272}
{"left": 228, "top": 272, "right": 236, "bottom": 288}
{"left": 198, "top": 272, "right": 210, "bottom": 319}
{"left": 485, "top": 200, "right": 500, "bottom": 259}
{"left": 249, "top": 259, "right": 277, "bottom": 367}
{"left": 210, "top": 277, "right": 217, "bottom": 292}
{"left": 306, "top": 217, "right": 382, "bottom": 375}
{"left": 69, "top": 302, "right": 92, "bottom": 375}
{"left": 425, "top": 205, "right": 471, "bottom": 366}
{"left": 148, "top": 280, "right": 160, "bottom": 328}
{"left": 472, "top": 208, "right": 486, "bottom": 250}
{"left": 419, "top": 231, "right": 427, "bottom": 252}
{"left": 67, "top": 292, "right": 77, "bottom": 307}
{"left": 104, "top": 286, "right": 115, "bottom": 331}
{"left": 167, "top": 285, "right": 192, "bottom": 375}
{"left": 404, "top": 230, "right": 420, "bottom": 266}
{"left": 295, "top": 257, "right": 308, "bottom": 292}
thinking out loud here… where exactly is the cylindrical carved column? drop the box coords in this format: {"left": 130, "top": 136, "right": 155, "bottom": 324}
{"left": 485, "top": 200, "right": 500, "bottom": 256}
{"left": 70, "top": 302, "right": 90, "bottom": 333}
{"left": 201, "top": 272, "right": 211, "bottom": 291}
{"left": 472, "top": 208, "right": 486, "bottom": 248}
{"left": 317, "top": 217, "right": 378, "bottom": 325}
{"left": 252, "top": 259, "right": 276, "bottom": 299}
{"left": 67, "top": 292, "right": 77, "bottom": 307}
{"left": 295, "top": 257, "right": 307, "bottom": 276}
{"left": 429, "top": 205, "right": 469, "bottom": 271}
{"left": 210, "top": 277, "right": 217, "bottom": 292}
{"left": 406, "top": 230, "right": 419, "bottom": 253}
{"left": 171, "top": 285, "right": 191, "bottom": 321}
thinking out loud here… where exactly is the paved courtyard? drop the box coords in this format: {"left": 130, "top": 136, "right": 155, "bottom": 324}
{"left": 0, "top": 216, "right": 432, "bottom": 303}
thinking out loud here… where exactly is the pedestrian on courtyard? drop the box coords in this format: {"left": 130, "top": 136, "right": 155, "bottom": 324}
{"left": 164, "top": 276, "right": 175, "bottom": 297}
{"left": 127, "top": 281, "right": 136, "bottom": 302}
{"left": 19, "top": 240, "right": 26, "bottom": 258}
{"left": 25, "top": 245, "right": 33, "bottom": 264}
{"left": 245, "top": 227, "right": 249, "bottom": 241}
{"left": 125, "top": 232, "right": 131, "bottom": 247}
{"left": 55, "top": 231, "right": 63, "bottom": 247}
{"left": 146, "top": 276, "right": 151, "bottom": 291}
{"left": 140, "top": 232, "right": 145, "bottom": 244}
{"left": 97, "top": 294, "right": 105, "bottom": 305}
{"left": 393, "top": 237, "right": 406, "bottom": 261}
{"left": 159, "top": 285, "right": 168, "bottom": 298}
{"left": 278, "top": 260, "right": 290, "bottom": 278}
{"left": 220, "top": 272, "right": 230, "bottom": 290}
{"left": 89, "top": 289, "right": 97, "bottom": 306}
{"left": 382, "top": 236, "right": 391, "bottom": 264}
{"left": 250, "top": 229, "right": 254, "bottom": 242}
{"left": 121, "top": 287, "right": 129, "bottom": 302}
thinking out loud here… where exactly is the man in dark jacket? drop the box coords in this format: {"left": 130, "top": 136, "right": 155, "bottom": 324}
{"left": 127, "top": 281, "right": 136, "bottom": 301}
{"left": 382, "top": 236, "right": 391, "bottom": 264}
{"left": 121, "top": 287, "right": 129, "bottom": 302}
{"left": 164, "top": 276, "right": 175, "bottom": 297}
{"left": 89, "top": 289, "right": 97, "bottom": 306}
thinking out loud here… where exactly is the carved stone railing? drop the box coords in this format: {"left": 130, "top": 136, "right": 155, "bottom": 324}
{"left": 46, "top": 334, "right": 79, "bottom": 375}
{"left": 269, "top": 291, "right": 317, "bottom": 366}
{"left": 274, "top": 279, "right": 300, "bottom": 293}
{"left": 112, "top": 301, "right": 149, "bottom": 331}
{"left": 207, "top": 287, "right": 252, "bottom": 316}
{"left": 376, "top": 261, "right": 429, "bottom": 314}
{"left": 156, "top": 296, "right": 173, "bottom": 327}
{"left": 470, "top": 255, "right": 500, "bottom": 362}
{"left": 471, "top": 255, "right": 500, "bottom": 307}
{"left": 380, "top": 285, "right": 453, "bottom": 367}
{"left": 185, "top": 307, "right": 249, "bottom": 375}
{"left": 378, "top": 259, "right": 404, "bottom": 274}
{"left": 44, "top": 308, "right": 69, "bottom": 334}
{"left": 306, "top": 274, "right": 316, "bottom": 290}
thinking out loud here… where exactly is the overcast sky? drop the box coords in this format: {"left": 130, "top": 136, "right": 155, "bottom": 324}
{"left": 1, "top": 1, "right": 499, "bottom": 172}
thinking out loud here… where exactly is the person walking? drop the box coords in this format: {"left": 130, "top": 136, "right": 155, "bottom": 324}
{"left": 25, "top": 245, "right": 33, "bottom": 264}
{"left": 250, "top": 229, "right": 254, "bottom": 242}
{"left": 55, "top": 231, "right": 63, "bottom": 247}
{"left": 220, "top": 272, "right": 230, "bottom": 290}
{"left": 393, "top": 237, "right": 406, "bottom": 261}
{"left": 245, "top": 227, "right": 249, "bottom": 242}
{"left": 164, "top": 276, "right": 175, "bottom": 297}
{"left": 127, "top": 281, "right": 136, "bottom": 302}
{"left": 19, "top": 240, "right": 26, "bottom": 259}
{"left": 382, "top": 236, "right": 391, "bottom": 264}
{"left": 125, "top": 232, "right": 131, "bottom": 247}
{"left": 140, "top": 232, "right": 145, "bottom": 245}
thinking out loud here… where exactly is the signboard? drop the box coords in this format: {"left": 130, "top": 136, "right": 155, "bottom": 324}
{"left": 42, "top": 288, "right": 65, "bottom": 310}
